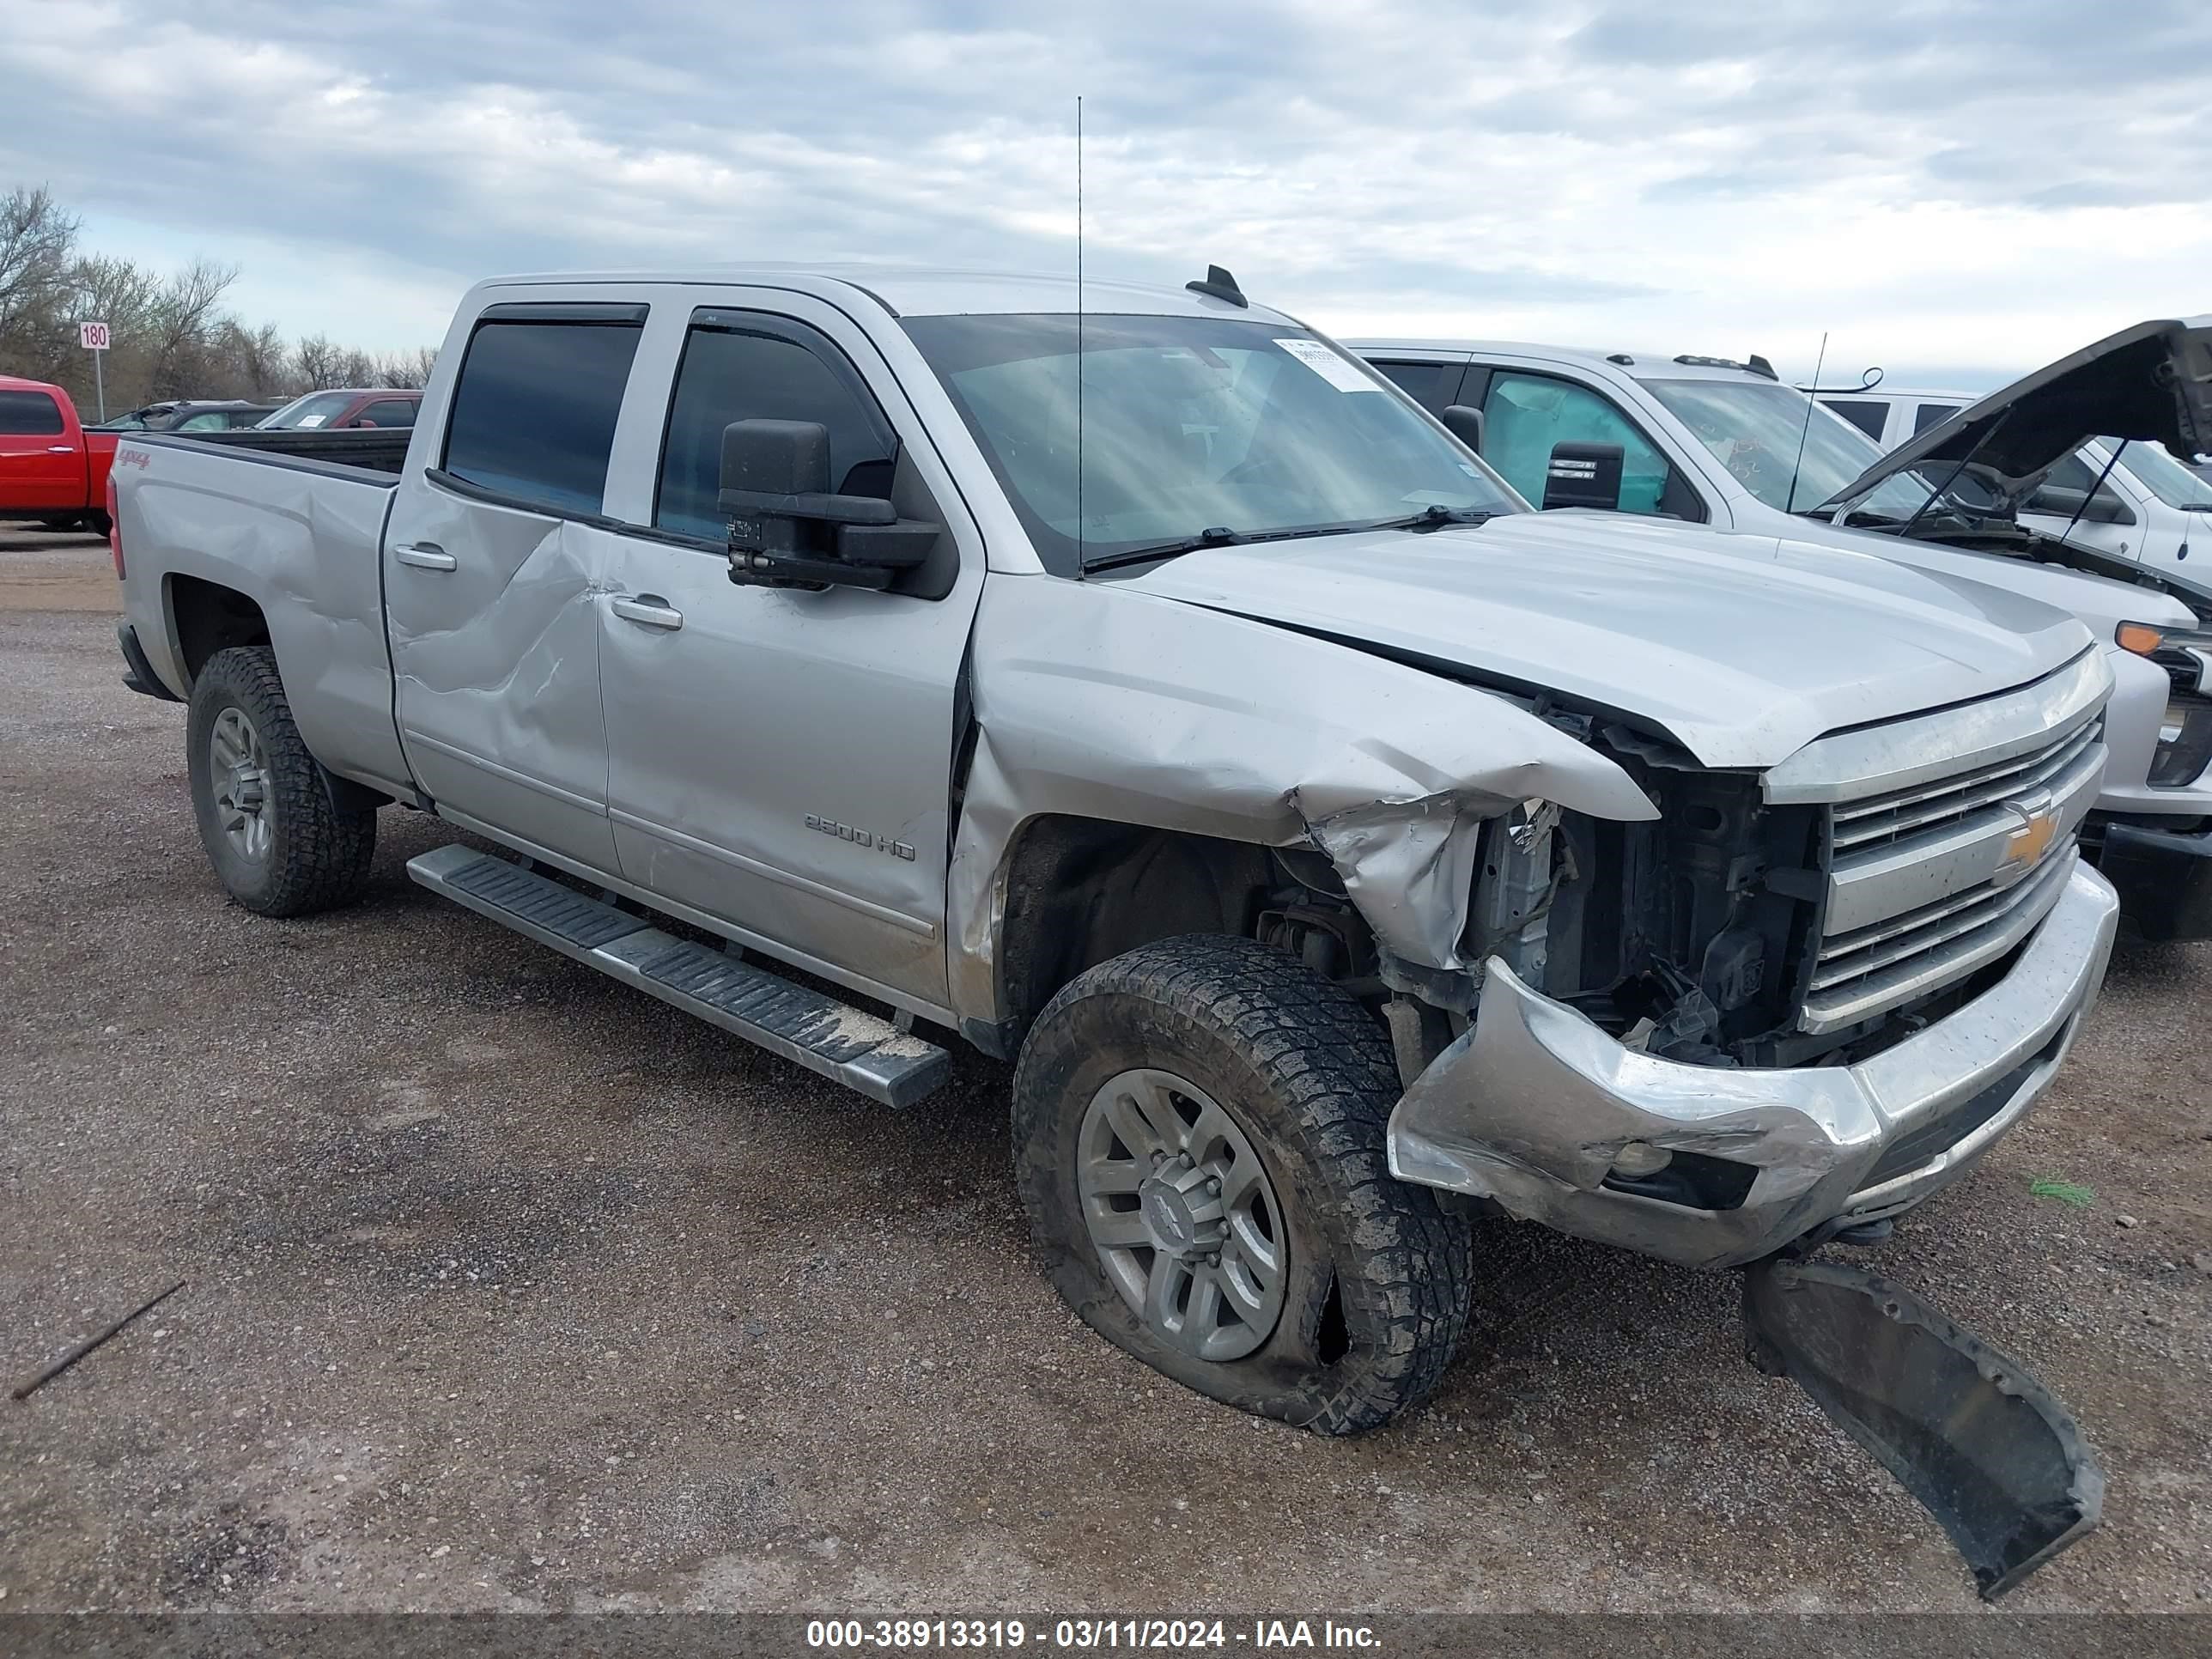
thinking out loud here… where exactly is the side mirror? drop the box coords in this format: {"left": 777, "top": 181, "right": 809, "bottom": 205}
{"left": 1439, "top": 404, "right": 1486, "bottom": 454}
{"left": 1541, "top": 441, "right": 1626, "bottom": 511}
{"left": 718, "top": 418, "right": 937, "bottom": 591}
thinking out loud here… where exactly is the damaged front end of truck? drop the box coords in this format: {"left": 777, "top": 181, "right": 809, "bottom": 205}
{"left": 955, "top": 561, "right": 2118, "bottom": 1596}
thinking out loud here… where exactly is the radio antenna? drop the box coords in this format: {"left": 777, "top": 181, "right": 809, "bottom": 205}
{"left": 1785, "top": 331, "right": 1827, "bottom": 514}
{"left": 1076, "top": 94, "right": 1085, "bottom": 572}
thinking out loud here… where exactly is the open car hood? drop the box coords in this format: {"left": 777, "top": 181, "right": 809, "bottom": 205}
{"left": 1822, "top": 316, "right": 2212, "bottom": 513}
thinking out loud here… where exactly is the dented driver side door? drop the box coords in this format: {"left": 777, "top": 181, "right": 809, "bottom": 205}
{"left": 384, "top": 301, "right": 651, "bottom": 873}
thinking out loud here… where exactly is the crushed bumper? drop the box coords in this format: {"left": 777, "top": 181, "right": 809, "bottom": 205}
{"left": 1389, "top": 860, "right": 2121, "bottom": 1269}
{"left": 2094, "top": 817, "right": 2212, "bottom": 941}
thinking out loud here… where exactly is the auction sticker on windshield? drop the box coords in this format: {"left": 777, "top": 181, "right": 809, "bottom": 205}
{"left": 1273, "top": 338, "right": 1378, "bottom": 392}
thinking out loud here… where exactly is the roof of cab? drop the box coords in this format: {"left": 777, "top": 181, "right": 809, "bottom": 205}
{"left": 471, "top": 264, "right": 1298, "bottom": 324}
{"left": 1346, "top": 338, "right": 1782, "bottom": 384}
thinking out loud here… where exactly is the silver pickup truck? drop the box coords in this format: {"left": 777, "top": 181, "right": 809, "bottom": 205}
{"left": 114, "top": 265, "right": 2117, "bottom": 1595}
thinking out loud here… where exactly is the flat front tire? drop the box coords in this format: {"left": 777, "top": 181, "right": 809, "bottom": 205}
{"left": 1012, "top": 933, "right": 1473, "bottom": 1434}
{"left": 186, "top": 645, "right": 376, "bottom": 916}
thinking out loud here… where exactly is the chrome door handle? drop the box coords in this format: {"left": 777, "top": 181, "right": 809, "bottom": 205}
{"left": 610, "top": 594, "right": 684, "bottom": 630}
{"left": 394, "top": 544, "right": 457, "bottom": 571}
{"left": 48, "top": 445, "right": 76, "bottom": 453}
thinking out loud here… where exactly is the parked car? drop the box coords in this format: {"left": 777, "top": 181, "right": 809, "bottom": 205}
{"left": 1352, "top": 324, "right": 2212, "bottom": 940}
{"left": 91, "top": 399, "right": 283, "bottom": 434}
{"left": 255, "top": 387, "right": 422, "bottom": 430}
{"left": 113, "top": 265, "right": 2119, "bottom": 1595}
{"left": 0, "top": 373, "right": 119, "bottom": 532}
{"left": 1809, "top": 384, "right": 2212, "bottom": 577}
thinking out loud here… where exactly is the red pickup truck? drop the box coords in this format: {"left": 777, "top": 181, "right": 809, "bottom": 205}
{"left": 0, "top": 374, "right": 119, "bottom": 533}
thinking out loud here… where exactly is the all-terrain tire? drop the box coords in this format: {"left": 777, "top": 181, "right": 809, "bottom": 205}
{"left": 1012, "top": 933, "right": 1474, "bottom": 1434}
{"left": 186, "top": 644, "right": 377, "bottom": 916}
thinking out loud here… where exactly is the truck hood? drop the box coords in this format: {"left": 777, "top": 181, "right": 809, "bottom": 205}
{"left": 1824, "top": 315, "right": 2212, "bottom": 512}
{"left": 1124, "top": 511, "right": 2094, "bottom": 769}
{"left": 1769, "top": 514, "right": 2199, "bottom": 636}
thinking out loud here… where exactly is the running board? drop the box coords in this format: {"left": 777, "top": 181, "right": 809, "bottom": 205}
{"left": 406, "top": 844, "right": 951, "bottom": 1108}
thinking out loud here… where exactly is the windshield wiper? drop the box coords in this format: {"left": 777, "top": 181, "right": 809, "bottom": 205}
{"left": 1082, "top": 507, "right": 1492, "bottom": 574}
{"left": 1364, "top": 504, "right": 1494, "bottom": 532}
{"left": 1082, "top": 526, "right": 1248, "bottom": 574}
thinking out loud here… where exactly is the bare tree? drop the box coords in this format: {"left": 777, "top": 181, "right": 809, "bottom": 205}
{"left": 292, "top": 333, "right": 344, "bottom": 390}
{"left": 143, "top": 258, "right": 240, "bottom": 399}
{"left": 0, "top": 185, "right": 80, "bottom": 380}
{"left": 3, "top": 181, "right": 437, "bottom": 409}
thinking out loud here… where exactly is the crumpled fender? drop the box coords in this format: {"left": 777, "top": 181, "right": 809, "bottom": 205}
{"left": 945, "top": 574, "right": 1657, "bottom": 1022}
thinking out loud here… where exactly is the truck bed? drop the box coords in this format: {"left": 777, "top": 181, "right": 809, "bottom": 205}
{"left": 153, "top": 425, "right": 413, "bottom": 477}
{"left": 116, "top": 428, "right": 412, "bottom": 795}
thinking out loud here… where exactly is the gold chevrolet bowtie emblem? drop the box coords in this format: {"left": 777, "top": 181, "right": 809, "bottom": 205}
{"left": 1999, "top": 805, "right": 2060, "bottom": 879}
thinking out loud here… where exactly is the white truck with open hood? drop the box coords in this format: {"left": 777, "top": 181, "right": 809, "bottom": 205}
{"left": 1356, "top": 317, "right": 2212, "bottom": 943}
{"left": 112, "top": 264, "right": 2117, "bottom": 1597}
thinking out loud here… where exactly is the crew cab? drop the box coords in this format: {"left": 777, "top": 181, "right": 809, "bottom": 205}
{"left": 0, "top": 374, "right": 118, "bottom": 532}
{"left": 1354, "top": 322, "right": 2212, "bottom": 940}
{"left": 113, "top": 266, "right": 2121, "bottom": 1595}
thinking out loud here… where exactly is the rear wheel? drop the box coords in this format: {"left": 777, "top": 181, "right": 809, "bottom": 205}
{"left": 186, "top": 645, "right": 377, "bottom": 916}
{"left": 1012, "top": 933, "right": 1473, "bottom": 1434}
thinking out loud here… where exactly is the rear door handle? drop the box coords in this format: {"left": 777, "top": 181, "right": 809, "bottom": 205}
{"left": 394, "top": 544, "right": 457, "bottom": 571}
{"left": 610, "top": 594, "right": 684, "bottom": 630}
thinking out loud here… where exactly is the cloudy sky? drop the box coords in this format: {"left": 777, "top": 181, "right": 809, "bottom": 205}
{"left": 4, "top": 0, "right": 2208, "bottom": 388}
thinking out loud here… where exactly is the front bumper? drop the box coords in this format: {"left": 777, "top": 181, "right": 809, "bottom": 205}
{"left": 2092, "top": 817, "right": 2212, "bottom": 941}
{"left": 1389, "top": 860, "right": 2121, "bottom": 1269}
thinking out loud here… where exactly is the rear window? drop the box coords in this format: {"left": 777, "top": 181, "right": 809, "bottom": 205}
{"left": 1820, "top": 398, "right": 1887, "bottom": 441}
{"left": 442, "top": 319, "right": 642, "bottom": 514}
{"left": 0, "top": 390, "right": 64, "bottom": 434}
{"left": 356, "top": 398, "right": 419, "bottom": 428}
{"left": 1913, "top": 401, "right": 1962, "bottom": 434}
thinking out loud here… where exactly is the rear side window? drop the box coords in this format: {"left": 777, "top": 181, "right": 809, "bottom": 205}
{"left": 1368, "top": 360, "right": 1457, "bottom": 410}
{"left": 356, "top": 398, "right": 418, "bottom": 428}
{"left": 443, "top": 318, "right": 643, "bottom": 515}
{"left": 0, "top": 390, "right": 64, "bottom": 434}
{"left": 1913, "top": 401, "right": 1961, "bottom": 434}
{"left": 1820, "top": 398, "right": 1888, "bottom": 441}
{"left": 655, "top": 317, "right": 897, "bottom": 540}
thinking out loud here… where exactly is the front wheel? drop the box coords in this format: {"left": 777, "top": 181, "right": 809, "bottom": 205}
{"left": 186, "top": 645, "right": 377, "bottom": 916}
{"left": 1012, "top": 934, "right": 1474, "bottom": 1434}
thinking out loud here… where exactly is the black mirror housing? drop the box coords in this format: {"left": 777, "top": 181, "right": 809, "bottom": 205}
{"left": 719, "top": 418, "right": 939, "bottom": 591}
{"left": 1542, "top": 441, "right": 1626, "bottom": 511}
{"left": 1440, "top": 404, "right": 1486, "bottom": 454}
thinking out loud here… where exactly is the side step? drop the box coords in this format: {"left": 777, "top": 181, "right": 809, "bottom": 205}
{"left": 407, "top": 844, "right": 951, "bottom": 1108}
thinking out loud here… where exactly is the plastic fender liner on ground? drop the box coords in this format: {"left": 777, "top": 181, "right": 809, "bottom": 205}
{"left": 1741, "top": 1256, "right": 2103, "bottom": 1601}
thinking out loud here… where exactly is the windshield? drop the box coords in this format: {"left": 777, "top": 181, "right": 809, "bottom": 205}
{"left": 1644, "top": 378, "right": 1942, "bottom": 519}
{"left": 2106, "top": 437, "right": 2212, "bottom": 507}
{"left": 258, "top": 391, "right": 357, "bottom": 429}
{"left": 902, "top": 313, "right": 1517, "bottom": 573}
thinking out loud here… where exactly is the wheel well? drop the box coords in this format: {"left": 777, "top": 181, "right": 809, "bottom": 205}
{"left": 994, "top": 816, "right": 1285, "bottom": 1040}
{"left": 168, "top": 576, "right": 270, "bottom": 685}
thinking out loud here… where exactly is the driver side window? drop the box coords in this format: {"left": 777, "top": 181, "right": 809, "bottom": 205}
{"left": 655, "top": 318, "right": 897, "bottom": 541}
{"left": 1480, "top": 372, "right": 1674, "bottom": 515}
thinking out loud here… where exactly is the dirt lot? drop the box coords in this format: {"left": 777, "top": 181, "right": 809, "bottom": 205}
{"left": 2, "top": 525, "right": 2208, "bottom": 1614}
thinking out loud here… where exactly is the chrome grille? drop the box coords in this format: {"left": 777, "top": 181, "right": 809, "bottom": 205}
{"left": 1802, "top": 714, "right": 2103, "bottom": 1033}
{"left": 1828, "top": 718, "right": 2101, "bottom": 853}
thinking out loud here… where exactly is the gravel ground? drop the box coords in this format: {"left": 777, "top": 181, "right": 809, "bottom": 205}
{"left": 2, "top": 526, "right": 2208, "bottom": 1614}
